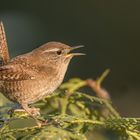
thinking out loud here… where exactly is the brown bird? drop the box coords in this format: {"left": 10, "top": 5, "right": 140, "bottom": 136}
{"left": 0, "top": 23, "right": 84, "bottom": 118}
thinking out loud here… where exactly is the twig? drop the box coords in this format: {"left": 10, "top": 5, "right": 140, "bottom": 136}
{"left": 71, "top": 119, "right": 104, "bottom": 125}
{"left": 86, "top": 69, "right": 111, "bottom": 100}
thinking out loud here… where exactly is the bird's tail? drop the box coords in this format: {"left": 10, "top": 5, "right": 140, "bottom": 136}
{"left": 0, "top": 21, "right": 10, "bottom": 65}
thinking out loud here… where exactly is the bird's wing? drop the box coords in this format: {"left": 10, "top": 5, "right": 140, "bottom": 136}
{"left": 0, "top": 64, "right": 36, "bottom": 81}
{"left": 0, "top": 22, "right": 10, "bottom": 65}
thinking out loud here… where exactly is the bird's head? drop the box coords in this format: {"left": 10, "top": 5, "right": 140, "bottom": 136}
{"left": 33, "top": 42, "right": 85, "bottom": 69}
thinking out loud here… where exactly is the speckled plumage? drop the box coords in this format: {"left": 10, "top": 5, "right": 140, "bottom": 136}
{"left": 0, "top": 41, "right": 82, "bottom": 117}
{"left": 0, "top": 22, "right": 84, "bottom": 118}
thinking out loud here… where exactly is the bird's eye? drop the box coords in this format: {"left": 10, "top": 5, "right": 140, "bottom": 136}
{"left": 56, "top": 50, "right": 62, "bottom": 55}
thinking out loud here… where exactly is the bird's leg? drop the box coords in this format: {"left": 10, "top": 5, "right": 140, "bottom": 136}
{"left": 8, "top": 103, "right": 40, "bottom": 116}
{"left": 21, "top": 104, "right": 40, "bottom": 117}
{"left": 21, "top": 104, "right": 44, "bottom": 126}
{"left": 9, "top": 104, "right": 40, "bottom": 116}
{"left": 22, "top": 104, "right": 48, "bottom": 126}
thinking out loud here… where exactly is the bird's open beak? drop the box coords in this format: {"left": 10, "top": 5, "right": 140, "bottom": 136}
{"left": 65, "top": 45, "right": 85, "bottom": 58}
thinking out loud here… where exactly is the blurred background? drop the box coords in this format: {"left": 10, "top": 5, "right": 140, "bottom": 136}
{"left": 0, "top": 0, "right": 139, "bottom": 117}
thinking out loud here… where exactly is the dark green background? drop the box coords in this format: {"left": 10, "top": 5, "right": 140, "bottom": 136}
{"left": 0, "top": 0, "right": 140, "bottom": 116}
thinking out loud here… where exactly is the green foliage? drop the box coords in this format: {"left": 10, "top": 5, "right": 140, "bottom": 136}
{"left": 0, "top": 76, "right": 140, "bottom": 140}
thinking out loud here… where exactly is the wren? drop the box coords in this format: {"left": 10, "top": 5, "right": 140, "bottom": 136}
{"left": 0, "top": 38, "right": 84, "bottom": 117}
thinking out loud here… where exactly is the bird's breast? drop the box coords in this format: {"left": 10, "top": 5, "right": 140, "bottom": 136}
{"left": 0, "top": 65, "right": 68, "bottom": 104}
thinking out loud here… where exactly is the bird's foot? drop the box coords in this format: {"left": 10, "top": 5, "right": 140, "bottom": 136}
{"left": 24, "top": 107, "right": 40, "bottom": 117}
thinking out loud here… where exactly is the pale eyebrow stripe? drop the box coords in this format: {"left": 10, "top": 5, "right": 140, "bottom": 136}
{"left": 42, "top": 48, "right": 60, "bottom": 53}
